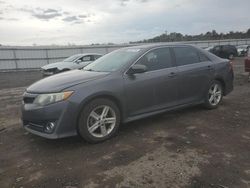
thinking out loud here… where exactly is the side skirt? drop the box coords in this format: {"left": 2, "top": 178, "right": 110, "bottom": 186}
{"left": 123, "top": 101, "right": 204, "bottom": 123}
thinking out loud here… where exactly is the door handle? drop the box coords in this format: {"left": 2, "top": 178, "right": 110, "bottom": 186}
{"left": 207, "top": 65, "right": 214, "bottom": 71}
{"left": 168, "top": 72, "right": 176, "bottom": 78}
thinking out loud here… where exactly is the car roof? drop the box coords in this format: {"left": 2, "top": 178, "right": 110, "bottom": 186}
{"left": 73, "top": 53, "right": 103, "bottom": 56}
{"left": 124, "top": 43, "right": 198, "bottom": 51}
{"left": 125, "top": 43, "right": 223, "bottom": 61}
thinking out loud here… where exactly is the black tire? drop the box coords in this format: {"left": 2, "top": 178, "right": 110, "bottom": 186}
{"left": 204, "top": 80, "right": 223, "bottom": 109}
{"left": 77, "top": 98, "right": 121, "bottom": 143}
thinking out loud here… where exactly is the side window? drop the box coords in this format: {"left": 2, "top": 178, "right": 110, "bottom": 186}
{"left": 173, "top": 47, "right": 200, "bottom": 66}
{"left": 136, "top": 47, "right": 172, "bottom": 71}
{"left": 199, "top": 52, "right": 210, "bottom": 62}
{"left": 82, "top": 55, "right": 91, "bottom": 62}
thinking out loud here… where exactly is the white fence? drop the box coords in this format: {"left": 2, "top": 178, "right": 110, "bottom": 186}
{"left": 0, "top": 38, "right": 250, "bottom": 70}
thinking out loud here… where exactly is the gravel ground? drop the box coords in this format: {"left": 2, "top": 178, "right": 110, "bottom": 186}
{"left": 0, "top": 58, "right": 250, "bottom": 188}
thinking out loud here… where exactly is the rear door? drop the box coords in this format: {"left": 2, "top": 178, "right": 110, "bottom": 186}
{"left": 173, "top": 46, "right": 214, "bottom": 104}
{"left": 123, "top": 47, "right": 178, "bottom": 116}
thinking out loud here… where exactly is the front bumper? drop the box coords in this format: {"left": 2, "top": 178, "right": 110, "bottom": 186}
{"left": 21, "top": 97, "right": 78, "bottom": 139}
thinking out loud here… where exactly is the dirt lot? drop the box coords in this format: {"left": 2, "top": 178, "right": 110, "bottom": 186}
{"left": 0, "top": 58, "right": 250, "bottom": 188}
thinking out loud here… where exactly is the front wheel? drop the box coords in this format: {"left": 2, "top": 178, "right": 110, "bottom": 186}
{"left": 204, "top": 81, "right": 223, "bottom": 109}
{"left": 77, "top": 98, "right": 121, "bottom": 143}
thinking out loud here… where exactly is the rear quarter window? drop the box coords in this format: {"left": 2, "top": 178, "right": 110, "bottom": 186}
{"left": 199, "top": 52, "right": 210, "bottom": 62}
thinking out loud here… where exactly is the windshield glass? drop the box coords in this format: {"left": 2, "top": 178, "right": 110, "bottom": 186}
{"left": 63, "top": 54, "right": 81, "bottom": 62}
{"left": 83, "top": 48, "right": 142, "bottom": 72}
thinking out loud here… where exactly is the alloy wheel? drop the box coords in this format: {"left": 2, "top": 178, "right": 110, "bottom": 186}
{"left": 208, "top": 83, "right": 222, "bottom": 106}
{"left": 87, "top": 105, "right": 116, "bottom": 138}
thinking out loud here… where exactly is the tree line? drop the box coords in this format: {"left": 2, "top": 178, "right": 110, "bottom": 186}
{"left": 130, "top": 28, "right": 250, "bottom": 44}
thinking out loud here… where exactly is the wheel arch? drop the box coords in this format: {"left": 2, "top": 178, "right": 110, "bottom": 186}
{"left": 76, "top": 92, "right": 124, "bottom": 125}
{"left": 214, "top": 77, "right": 226, "bottom": 95}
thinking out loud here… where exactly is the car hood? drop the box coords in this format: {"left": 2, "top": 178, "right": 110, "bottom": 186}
{"left": 41, "top": 61, "right": 74, "bottom": 70}
{"left": 27, "top": 70, "right": 109, "bottom": 93}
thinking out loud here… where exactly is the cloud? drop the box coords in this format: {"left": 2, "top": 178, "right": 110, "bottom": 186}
{"left": 63, "top": 11, "right": 70, "bottom": 15}
{"left": 120, "top": 0, "right": 130, "bottom": 6}
{"left": 62, "top": 14, "right": 92, "bottom": 24}
{"left": 137, "top": 0, "right": 148, "bottom": 2}
{"left": 0, "top": 16, "right": 19, "bottom": 21}
{"left": 79, "top": 14, "right": 88, "bottom": 18}
{"left": 119, "top": 0, "right": 148, "bottom": 6}
{"left": 0, "top": 0, "right": 249, "bottom": 46}
{"left": 32, "top": 11, "right": 61, "bottom": 20}
{"left": 43, "top": 8, "right": 58, "bottom": 13}
{"left": 16, "top": 6, "right": 91, "bottom": 23}
{"left": 62, "top": 16, "right": 79, "bottom": 22}
{"left": 20, "top": 7, "right": 62, "bottom": 20}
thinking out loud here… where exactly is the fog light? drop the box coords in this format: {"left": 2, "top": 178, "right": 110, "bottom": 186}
{"left": 44, "top": 122, "right": 56, "bottom": 133}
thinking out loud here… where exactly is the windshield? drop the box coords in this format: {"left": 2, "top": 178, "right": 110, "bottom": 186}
{"left": 83, "top": 48, "right": 142, "bottom": 72}
{"left": 63, "top": 54, "right": 81, "bottom": 62}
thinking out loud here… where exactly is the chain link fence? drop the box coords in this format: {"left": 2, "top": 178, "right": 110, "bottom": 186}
{"left": 0, "top": 38, "right": 250, "bottom": 71}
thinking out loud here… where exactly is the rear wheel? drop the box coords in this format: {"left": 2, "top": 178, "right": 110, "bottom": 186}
{"left": 77, "top": 98, "right": 121, "bottom": 143}
{"left": 204, "top": 81, "right": 223, "bottom": 109}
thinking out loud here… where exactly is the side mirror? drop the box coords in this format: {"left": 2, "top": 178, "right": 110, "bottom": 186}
{"left": 127, "top": 64, "right": 147, "bottom": 75}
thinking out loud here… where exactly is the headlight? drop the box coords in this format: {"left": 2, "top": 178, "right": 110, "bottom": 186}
{"left": 33, "top": 91, "right": 74, "bottom": 106}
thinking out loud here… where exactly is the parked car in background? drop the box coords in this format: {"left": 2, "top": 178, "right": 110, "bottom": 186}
{"left": 41, "top": 53, "right": 102, "bottom": 76}
{"left": 245, "top": 48, "right": 250, "bottom": 81}
{"left": 237, "top": 45, "right": 250, "bottom": 56}
{"left": 204, "top": 46, "right": 214, "bottom": 51}
{"left": 22, "top": 44, "right": 234, "bottom": 143}
{"left": 208, "top": 45, "right": 237, "bottom": 59}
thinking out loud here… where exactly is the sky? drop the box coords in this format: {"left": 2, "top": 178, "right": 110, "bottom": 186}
{"left": 0, "top": 0, "right": 249, "bottom": 46}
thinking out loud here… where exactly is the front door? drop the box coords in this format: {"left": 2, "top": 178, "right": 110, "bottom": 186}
{"left": 123, "top": 47, "right": 179, "bottom": 117}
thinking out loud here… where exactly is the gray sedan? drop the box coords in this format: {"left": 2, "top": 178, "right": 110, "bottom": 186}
{"left": 41, "top": 53, "right": 102, "bottom": 76}
{"left": 21, "top": 44, "right": 234, "bottom": 143}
